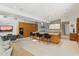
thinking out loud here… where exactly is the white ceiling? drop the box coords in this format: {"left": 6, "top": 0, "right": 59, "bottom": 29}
{"left": 0, "top": 3, "right": 78, "bottom": 23}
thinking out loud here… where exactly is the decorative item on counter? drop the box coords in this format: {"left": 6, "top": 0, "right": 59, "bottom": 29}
{"left": 71, "top": 24, "right": 75, "bottom": 33}
{"left": 73, "top": 28, "right": 75, "bottom": 33}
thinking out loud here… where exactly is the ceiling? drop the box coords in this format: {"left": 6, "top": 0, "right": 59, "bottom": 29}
{"left": 0, "top": 3, "right": 78, "bottom": 23}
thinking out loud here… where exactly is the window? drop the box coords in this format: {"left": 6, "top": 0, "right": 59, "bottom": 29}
{"left": 49, "top": 24, "right": 60, "bottom": 29}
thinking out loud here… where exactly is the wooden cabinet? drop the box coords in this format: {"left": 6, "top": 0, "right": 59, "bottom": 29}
{"left": 50, "top": 33, "right": 60, "bottom": 44}
{"left": 76, "top": 18, "right": 79, "bottom": 42}
{"left": 77, "top": 18, "right": 79, "bottom": 33}
{"left": 19, "top": 22, "right": 38, "bottom": 37}
{"left": 70, "top": 33, "right": 78, "bottom": 41}
{"left": 77, "top": 23, "right": 79, "bottom": 33}
{"left": 70, "top": 18, "right": 79, "bottom": 42}
{"left": 77, "top": 18, "right": 79, "bottom": 22}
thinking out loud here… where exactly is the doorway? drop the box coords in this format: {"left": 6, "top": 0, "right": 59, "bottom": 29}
{"left": 62, "top": 22, "right": 69, "bottom": 39}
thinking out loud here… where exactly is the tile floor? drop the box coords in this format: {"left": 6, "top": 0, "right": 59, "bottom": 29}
{"left": 16, "top": 37, "right": 79, "bottom": 56}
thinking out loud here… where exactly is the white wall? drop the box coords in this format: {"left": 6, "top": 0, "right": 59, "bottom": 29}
{"left": 69, "top": 16, "right": 77, "bottom": 33}
{"left": 0, "top": 15, "right": 38, "bottom": 36}
{"left": 0, "top": 15, "right": 19, "bottom": 36}
{"left": 61, "top": 15, "right": 77, "bottom": 33}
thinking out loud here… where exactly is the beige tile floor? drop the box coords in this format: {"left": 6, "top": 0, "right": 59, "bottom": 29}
{"left": 16, "top": 37, "right": 79, "bottom": 56}
{"left": 11, "top": 43, "right": 33, "bottom": 56}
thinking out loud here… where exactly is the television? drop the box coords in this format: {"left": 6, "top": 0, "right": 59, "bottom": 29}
{"left": 49, "top": 24, "right": 60, "bottom": 29}
{"left": 0, "top": 25, "right": 13, "bottom": 32}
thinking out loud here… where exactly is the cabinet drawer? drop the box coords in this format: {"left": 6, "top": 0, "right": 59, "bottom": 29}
{"left": 70, "top": 33, "right": 78, "bottom": 41}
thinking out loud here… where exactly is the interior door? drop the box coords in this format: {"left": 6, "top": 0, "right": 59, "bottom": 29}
{"left": 64, "top": 24, "right": 69, "bottom": 35}
{"left": 62, "top": 22, "right": 69, "bottom": 36}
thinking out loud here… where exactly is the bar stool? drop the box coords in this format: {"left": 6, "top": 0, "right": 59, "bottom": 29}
{"left": 39, "top": 34, "right": 43, "bottom": 41}
{"left": 43, "top": 33, "right": 51, "bottom": 42}
{"left": 35, "top": 32, "right": 40, "bottom": 40}
{"left": 31, "top": 33, "right": 36, "bottom": 39}
{"left": 30, "top": 32, "right": 33, "bottom": 39}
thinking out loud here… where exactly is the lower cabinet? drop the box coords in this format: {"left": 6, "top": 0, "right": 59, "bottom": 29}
{"left": 70, "top": 33, "right": 78, "bottom": 41}
{"left": 50, "top": 34, "right": 61, "bottom": 44}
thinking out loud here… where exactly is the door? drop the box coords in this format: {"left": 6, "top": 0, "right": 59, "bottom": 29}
{"left": 62, "top": 22, "right": 69, "bottom": 36}
{"left": 64, "top": 24, "right": 69, "bottom": 35}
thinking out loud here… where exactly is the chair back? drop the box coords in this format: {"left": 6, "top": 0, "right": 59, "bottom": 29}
{"left": 43, "top": 33, "right": 51, "bottom": 39}
{"left": 39, "top": 34, "right": 43, "bottom": 37}
{"left": 36, "top": 32, "right": 40, "bottom": 37}
{"left": 30, "top": 32, "right": 33, "bottom": 36}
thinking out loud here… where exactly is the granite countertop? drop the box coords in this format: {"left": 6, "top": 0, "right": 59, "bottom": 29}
{"left": 48, "top": 33, "right": 60, "bottom": 35}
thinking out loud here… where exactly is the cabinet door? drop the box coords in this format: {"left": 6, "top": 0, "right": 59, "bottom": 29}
{"left": 70, "top": 33, "right": 78, "bottom": 41}
{"left": 77, "top": 24, "right": 79, "bottom": 33}
{"left": 77, "top": 19, "right": 79, "bottom": 23}
{"left": 50, "top": 35, "right": 60, "bottom": 44}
